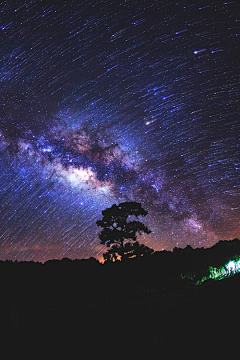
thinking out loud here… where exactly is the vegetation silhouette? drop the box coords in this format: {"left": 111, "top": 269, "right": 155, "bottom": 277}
{"left": 96, "top": 201, "right": 152, "bottom": 261}
{"left": 0, "top": 238, "right": 240, "bottom": 359}
{"left": 103, "top": 241, "right": 154, "bottom": 262}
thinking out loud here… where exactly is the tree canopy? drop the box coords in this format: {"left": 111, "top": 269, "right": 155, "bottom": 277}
{"left": 96, "top": 201, "right": 152, "bottom": 261}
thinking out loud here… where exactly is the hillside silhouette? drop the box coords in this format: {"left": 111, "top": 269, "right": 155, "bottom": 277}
{"left": 1, "top": 238, "right": 240, "bottom": 359}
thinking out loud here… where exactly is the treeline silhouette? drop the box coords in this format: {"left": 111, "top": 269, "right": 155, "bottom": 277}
{"left": 1, "top": 238, "right": 240, "bottom": 304}
{"left": 1, "top": 239, "right": 240, "bottom": 360}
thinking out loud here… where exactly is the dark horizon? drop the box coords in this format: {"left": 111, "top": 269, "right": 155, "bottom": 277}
{"left": 1, "top": 236, "right": 239, "bottom": 266}
{"left": 1, "top": 236, "right": 240, "bottom": 359}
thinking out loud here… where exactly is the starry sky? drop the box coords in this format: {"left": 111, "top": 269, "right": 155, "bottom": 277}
{"left": 0, "top": 0, "right": 239, "bottom": 262}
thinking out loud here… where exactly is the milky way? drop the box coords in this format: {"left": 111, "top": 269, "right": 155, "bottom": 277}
{"left": 0, "top": 0, "right": 239, "bottom": 261}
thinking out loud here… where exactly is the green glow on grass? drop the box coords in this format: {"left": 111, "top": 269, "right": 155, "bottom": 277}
{"left": 196, "top": 257, "right": 240, "bottom": 285}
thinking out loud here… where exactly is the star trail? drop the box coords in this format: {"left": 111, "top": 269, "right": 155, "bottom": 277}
{"left": 0, "top": 0, "right": 239, "bottom": 261}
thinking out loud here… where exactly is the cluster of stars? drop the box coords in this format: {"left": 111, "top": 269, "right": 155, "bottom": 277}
{"left": 0, "top": 0, "right": 239, "bottom": 261}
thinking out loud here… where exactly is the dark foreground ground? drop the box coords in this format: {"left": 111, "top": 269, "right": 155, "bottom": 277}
{"left": 1, "top": 274, "right": 240, "bottom": 360}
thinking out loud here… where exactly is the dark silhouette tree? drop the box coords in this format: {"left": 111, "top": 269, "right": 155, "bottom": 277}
{"left": 96, "top": 201, "right": 152, "bottom": 261}
{"left": 103, "top": 241, "right": 154, "bottom": 262}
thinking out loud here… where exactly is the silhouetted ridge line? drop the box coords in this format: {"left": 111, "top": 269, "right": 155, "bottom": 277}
{"left": 0, "top": 238, "right": 239, "bottom": 304}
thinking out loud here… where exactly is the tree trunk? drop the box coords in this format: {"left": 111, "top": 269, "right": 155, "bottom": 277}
{"left": 120, "top": 239, "right": 124, "bottom": 261}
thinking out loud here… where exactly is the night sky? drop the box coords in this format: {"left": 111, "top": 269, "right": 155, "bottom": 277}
{"left": 0, "top": 0, "right": 239, "bottom": 262}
